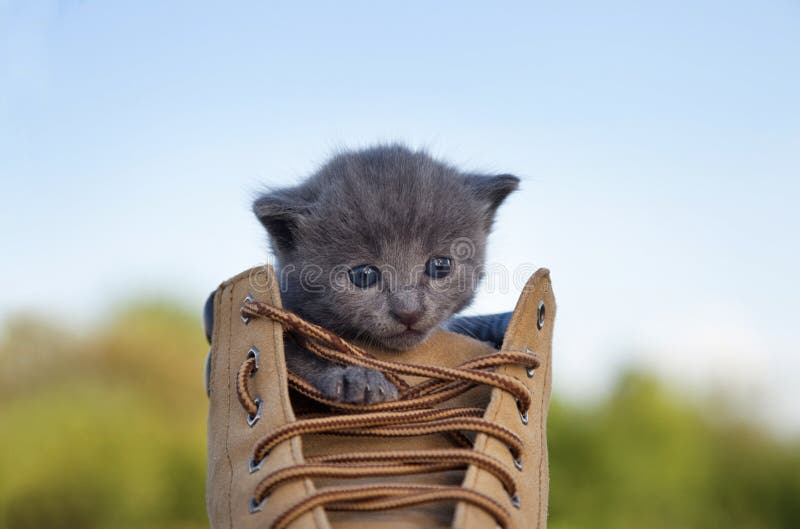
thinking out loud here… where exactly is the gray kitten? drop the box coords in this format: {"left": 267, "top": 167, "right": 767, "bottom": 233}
{"left": 253, "top": 144, "right": 518, "bottom": 404}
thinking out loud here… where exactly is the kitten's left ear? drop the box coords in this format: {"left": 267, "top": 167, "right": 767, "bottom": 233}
{"left": 252, "top": 187, "right": 312, "bottom": 253}
{"left": 466, "top": 173, "right": 520, "bottom": 230}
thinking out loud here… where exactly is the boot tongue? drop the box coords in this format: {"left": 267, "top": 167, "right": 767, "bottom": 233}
{"left": 362, "top": 328, "right": 495, "bottom": 366}
{"left": 293, "top": 327, "right": 499, "bottom": 518}
{"left": 288, "top": 329, "right": 497, "bottom": 415}
{"left": 358, "top": 329, "right": 497, "bottom": 409}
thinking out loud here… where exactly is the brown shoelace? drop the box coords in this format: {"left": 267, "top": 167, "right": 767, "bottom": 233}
{"left": 237, "top": 299, "right": 540, "bottom": 529}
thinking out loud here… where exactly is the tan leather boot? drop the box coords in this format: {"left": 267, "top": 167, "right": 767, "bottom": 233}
{"left": 206, "top": 266, "right": 555, "bottom": 529}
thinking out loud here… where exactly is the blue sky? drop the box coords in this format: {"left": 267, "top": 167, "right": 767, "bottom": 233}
{"left": 1, "top": 1, "right": 798, "bottom": 428}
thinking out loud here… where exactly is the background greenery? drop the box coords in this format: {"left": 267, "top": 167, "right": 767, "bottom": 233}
{"left": 1, "top": 301, "right": 798, "bottom": 529}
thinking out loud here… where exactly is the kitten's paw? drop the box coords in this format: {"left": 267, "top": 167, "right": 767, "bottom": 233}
{"left": 317, "top": 366, "right": 399, "bottom": 405}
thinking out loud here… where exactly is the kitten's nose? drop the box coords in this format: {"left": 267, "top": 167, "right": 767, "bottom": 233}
{"left": 391, "top": 309, "right": 422, "bottom": 327}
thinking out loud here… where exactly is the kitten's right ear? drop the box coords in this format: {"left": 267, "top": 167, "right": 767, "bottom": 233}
{"left": 252, "top": 189, "right": 310, "bottom": 253}
{"left": 465, "top": 173, "right": 520, "bottom": 231}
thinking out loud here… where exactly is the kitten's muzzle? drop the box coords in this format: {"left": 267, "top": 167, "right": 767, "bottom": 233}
{"left": 391, "top": 309, "right": 423, "bottom": 327}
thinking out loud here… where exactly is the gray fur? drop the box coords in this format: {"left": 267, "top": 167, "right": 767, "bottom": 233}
{"left": 254, "top": 144, "right": 518, "bottom": 404}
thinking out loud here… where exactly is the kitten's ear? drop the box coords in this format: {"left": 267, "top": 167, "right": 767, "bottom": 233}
{"left": 466, "top": 174, "right": 520, "bottom": 230}
{"left": 252, "top": 188, "right": 312, "bottom": 253}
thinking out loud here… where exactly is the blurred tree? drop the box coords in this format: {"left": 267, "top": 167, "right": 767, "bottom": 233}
{"left": 0, "top": 302, "right": 208, "bottom": 529}
{"left": 548, "top": 372, "right": 800, "bottom": 529}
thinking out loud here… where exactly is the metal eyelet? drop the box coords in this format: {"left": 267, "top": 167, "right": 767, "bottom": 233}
{"left": 515, "top": 398, "right": 529, "bottom": 425}
{"left": 510, "top": 493, "right": 521, "bottom": 509}
{"left": 247, "top": 397, "right": 263, "bottom": 427}
{"left": 537, "top": 301, "right": 545, "bottom": 330}
{"left": 249, "top": 455, "right": 264, "bottom": 473}
{"left": 524, "top": 348, "right": 535, "bottom": 378}
{"left": 241, "top": 294, "right": 255, "bottom": 324}
{"left": 249, "top": 495, "right": 268, "bottom": 513}
{"left": 513, "top": 454, "right": 523, "bottom": 471}
{"left": 246, "top": 346, "right": 260, "bottom": 372}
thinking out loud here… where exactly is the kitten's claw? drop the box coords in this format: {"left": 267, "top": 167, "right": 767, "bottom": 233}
{"left": 318, "top": 366, "right": 398, "bottom": 405}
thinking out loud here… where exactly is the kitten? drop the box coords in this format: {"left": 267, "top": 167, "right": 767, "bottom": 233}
{"left": 253, "top": 144, "right": 518, "bottom": 404}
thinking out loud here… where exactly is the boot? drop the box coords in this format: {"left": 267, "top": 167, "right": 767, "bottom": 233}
{"left": 206, "top": 266, "right": 555, "bottom": 529}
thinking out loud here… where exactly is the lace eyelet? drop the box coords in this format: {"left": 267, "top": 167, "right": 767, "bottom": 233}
{"left": 249, "top": 455, "right": 264, "bottom": 473}
{"left": 524, "top": 348, "right": 535, "bottom": 378}
{"left": 246, "top": 346, "right": 260, "bottom": 372}
{"left": 510, "top": 493, "right": 521, "bottom": 509}
{"left": 537, "top": 301, "right": 545, "bottom": 330}
{"left": 241, "top": 294, "right": 255, "bottom": 324}
{"left": 515, "top": 398, "right": 529, "bottom": 425}
{"left": 249, "top": 495, "right": 268, "bottom": 513}
{"left": 247, "top": 397, "right": 263, "bottom": 427}
{"left": 513, "top": 454, "right": 523, "bottom": 471}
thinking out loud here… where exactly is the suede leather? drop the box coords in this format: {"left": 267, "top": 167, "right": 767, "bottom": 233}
{"left": 206, "top": 269, "right": 328, "bottom": 529}
{"left": 206, "top": 266, "right": 555, "bottom": 529}
{"left": 454, "top": 269, "right": 555, "bottom": 529}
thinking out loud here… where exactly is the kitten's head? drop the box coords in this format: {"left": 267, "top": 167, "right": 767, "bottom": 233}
{"left": 254, "top": 144, "right": 518, "bottom": 350}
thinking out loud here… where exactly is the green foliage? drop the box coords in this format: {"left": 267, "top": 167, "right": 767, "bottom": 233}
{"left": 548, "top": 373, "right": 800, "bottom": 529}
{"left": 1, "top": 302, "right": 798, "bottom": 528}
{"left": 0, "top": 302, "right": 208, "bottom": 529}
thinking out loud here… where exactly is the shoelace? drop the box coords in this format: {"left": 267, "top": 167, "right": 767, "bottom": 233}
{"left": 237, "top": 298, "right": 540, "bottom": 529}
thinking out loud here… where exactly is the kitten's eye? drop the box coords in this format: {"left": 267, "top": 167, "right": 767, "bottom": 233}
{"left": 425, "top": 257, "right": 452, "bottom": 279}
{"left": 348, "top": 264, "right": 380, "bottom": 288}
